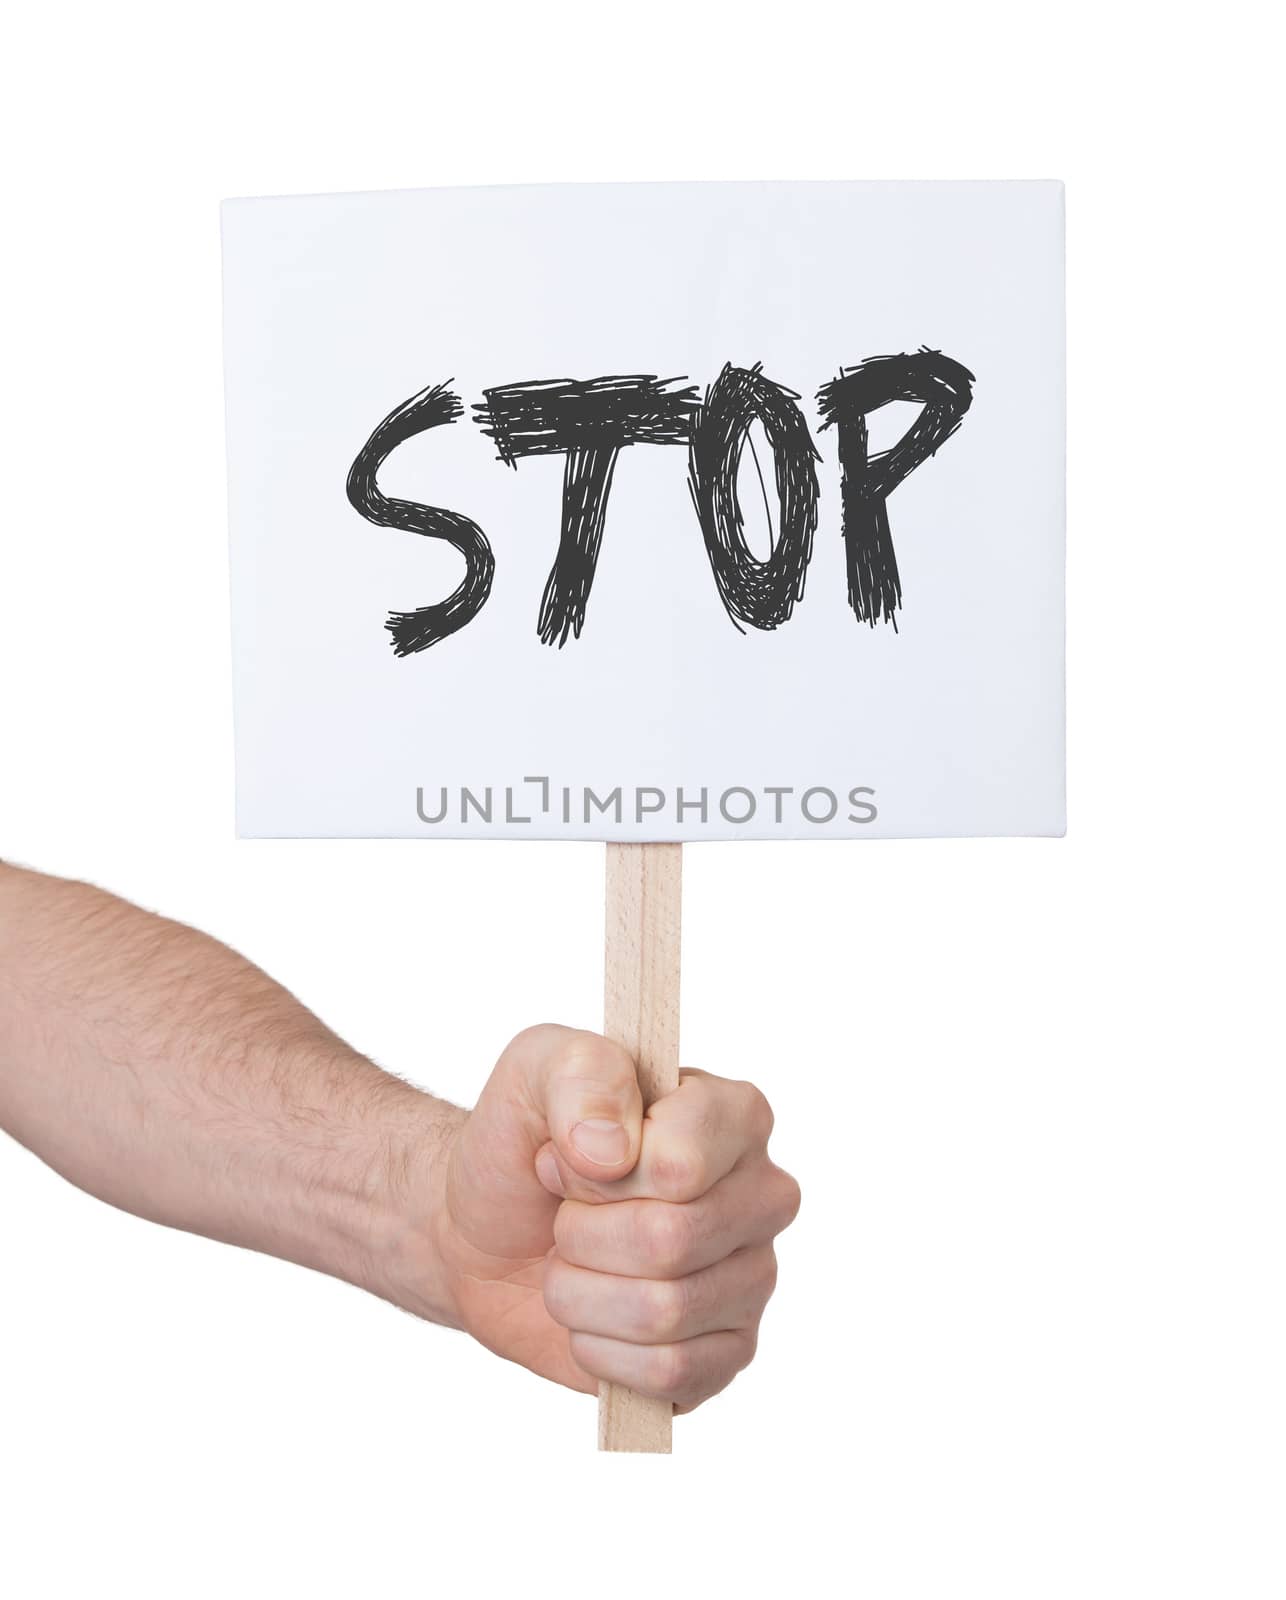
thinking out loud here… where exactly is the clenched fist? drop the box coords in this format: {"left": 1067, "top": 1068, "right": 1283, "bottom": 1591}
{"left": 0, "top": 864, "right": 799, "bottom": 1419}
{"left": 429, "top": 1025, "right": 801, "bottom": 1412}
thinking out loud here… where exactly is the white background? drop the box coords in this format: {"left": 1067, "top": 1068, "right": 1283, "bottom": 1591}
{"left": 0, "top": 4, "right": 1280, "bottom": 1598}
{"left": 224, "top": 180, "right": 1064, "bottom": 840}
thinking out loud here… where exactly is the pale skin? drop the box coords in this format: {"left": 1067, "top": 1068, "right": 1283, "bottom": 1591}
{"left": 0, "top": 861, "right": 799, "bottom": 1413}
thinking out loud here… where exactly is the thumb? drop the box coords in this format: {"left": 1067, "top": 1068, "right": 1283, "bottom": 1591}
{"left": 449, "top": 1026, "right": 644, "bottom": 1262}
{"left": 518, "top": 1025, "right": 644, "bottom": 1184}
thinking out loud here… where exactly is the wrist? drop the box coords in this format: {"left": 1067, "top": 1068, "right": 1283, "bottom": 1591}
{"left": 348, "top": 1081, "right": 469, "bottom": 1331}
{"left": 226, "top": 1042, "right": 469, "bottom": 1332}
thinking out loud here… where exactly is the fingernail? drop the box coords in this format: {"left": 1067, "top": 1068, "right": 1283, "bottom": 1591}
{"left": 570, "top": 1118, "right": 629, "bottom": 1166}
{"left": 535, "top": 1145, "right": 565, "bottom": 1196}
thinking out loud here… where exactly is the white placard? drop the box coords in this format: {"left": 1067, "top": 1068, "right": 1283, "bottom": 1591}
{"left": 223, "top": 181, "right": 1064, "bottom": 840}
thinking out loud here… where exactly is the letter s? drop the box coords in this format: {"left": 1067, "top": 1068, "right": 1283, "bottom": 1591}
{"left": 347, "top": 381, "right": 494, "bottom": 655}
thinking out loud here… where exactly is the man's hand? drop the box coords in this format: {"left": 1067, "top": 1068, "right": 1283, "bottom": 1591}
{"left": 0, "top": 864, "right": 798, "bottom": 1415}
{"left": 423, "top": 1025, "right": 800, "bottom": 1412}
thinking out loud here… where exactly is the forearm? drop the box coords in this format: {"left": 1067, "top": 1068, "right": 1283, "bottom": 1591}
{"left": 0, "top": 861, "right": 464, "bottom": 1325}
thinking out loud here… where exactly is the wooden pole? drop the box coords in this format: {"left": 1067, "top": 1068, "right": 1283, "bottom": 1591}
{"left": 599, "top": 840, "right": 682, "bottom": 1453}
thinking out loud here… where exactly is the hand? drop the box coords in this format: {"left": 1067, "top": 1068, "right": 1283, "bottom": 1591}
{"left": 431, "top": 1024, "right": 800, "bottom": 1412}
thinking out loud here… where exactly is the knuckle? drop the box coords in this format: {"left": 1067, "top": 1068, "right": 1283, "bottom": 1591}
{"left": 739, "top": 1081, "right": 775, "bottom": 1142}
{"left": 557, "top": 1030, "right": 636, "bottom": 1092}
{"left": 752, "top": 1249, "right": 780, "bottom": 1315}
{"left": 640, "top": 1277, "right": 687, "bottom": 1341}
{"left": 648, "top": 1343, "right": 690, "bottom": 1397}
{"left": 505, "top": 1021, "right": 565, "bottom": 1057}
{"left": 771, "top": 1166, "right": 802, "bottom": 1228}
{"left": 764, "top": 1164, "right": 802, "bottom": 1222}
{"left": 648, "top": 1140, "right": 707, "bottom": 1202}
{"left": 638, "top": 1203, "right": 692, "bottom": 1275}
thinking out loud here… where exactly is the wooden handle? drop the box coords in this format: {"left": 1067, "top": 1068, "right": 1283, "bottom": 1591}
{"left": 600, "top": 840, "right": 682, "bottom": 1454}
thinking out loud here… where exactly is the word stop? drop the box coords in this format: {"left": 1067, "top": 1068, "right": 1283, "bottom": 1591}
{"left": 346, "top": 352, "right": 975, "bottom": 655}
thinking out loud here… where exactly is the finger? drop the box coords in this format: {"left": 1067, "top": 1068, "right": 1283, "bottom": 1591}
{"left": 544, "top": 1243, "right": 777, "bottom": 1344}
{"left": 568, "top": 1328, "right": 756, "bottom": 1411}
{"left": 539, "top": 1070, "right": 776, "bottom": 1205}
{"left": 554, "top": 1155, "right": 801, "bottom": 1280}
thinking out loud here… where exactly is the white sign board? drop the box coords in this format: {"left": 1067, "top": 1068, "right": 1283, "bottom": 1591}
{"left": 223, "top": 181, "right": 1064, "bottom": 840}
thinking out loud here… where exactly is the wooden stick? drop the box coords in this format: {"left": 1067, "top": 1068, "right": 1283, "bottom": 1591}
{"left": 600, "top": 840, "right": 682, "bottom": 1454}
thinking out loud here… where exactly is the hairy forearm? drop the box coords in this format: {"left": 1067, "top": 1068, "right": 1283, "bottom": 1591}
{"left": 0, "top": 861, "right": 464, "bottom": 1325}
